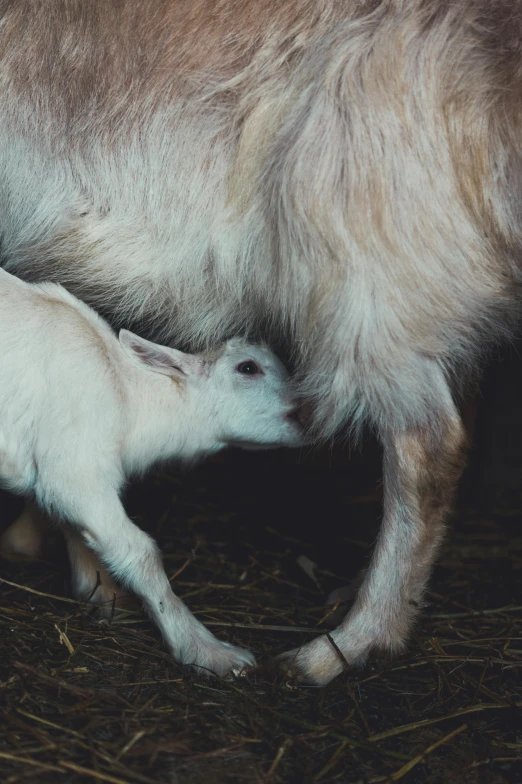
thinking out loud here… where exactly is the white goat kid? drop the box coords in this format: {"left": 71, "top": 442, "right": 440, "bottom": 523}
{"left": 0, "top": 268, "right": 304, "bottom": 676}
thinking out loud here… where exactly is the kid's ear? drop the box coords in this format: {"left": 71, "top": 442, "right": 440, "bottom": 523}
{"left": 119, "top": 330, "right": 203, "bottom": 377}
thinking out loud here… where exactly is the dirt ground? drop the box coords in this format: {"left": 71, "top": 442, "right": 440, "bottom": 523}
{"left": 1, "top": 353, "right": 522, "bottom": 784}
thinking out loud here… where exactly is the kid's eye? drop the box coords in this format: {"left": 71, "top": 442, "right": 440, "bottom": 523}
{"left": 236, "top": 361, "right": 260, "bottom": 375}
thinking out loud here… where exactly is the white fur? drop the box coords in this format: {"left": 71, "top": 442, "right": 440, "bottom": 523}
{"left": 0, "top": 0, "right": 517, "bottom": 684}
{"left": 0, "top": 267, "right": 304, "bottom": 675}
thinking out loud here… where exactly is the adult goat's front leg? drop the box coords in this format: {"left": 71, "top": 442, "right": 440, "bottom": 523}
{"left": 278, "top": 405, "right": 467, "bottom": 686}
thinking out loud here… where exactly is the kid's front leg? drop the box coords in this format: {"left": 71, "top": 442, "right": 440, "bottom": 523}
{"left": 52, "top": 484, "right": 255, "bottom": 676}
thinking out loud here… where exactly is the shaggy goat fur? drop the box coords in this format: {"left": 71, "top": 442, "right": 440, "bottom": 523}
{"left": 0, "top": 0, "right": 520, "bottom": 684}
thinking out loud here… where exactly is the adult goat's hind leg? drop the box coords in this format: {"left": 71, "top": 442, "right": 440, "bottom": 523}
{"left": 278, "top": 385, "right": 467, "bottom": 686}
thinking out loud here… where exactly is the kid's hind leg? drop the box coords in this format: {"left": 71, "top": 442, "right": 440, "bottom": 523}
{"left": 0, "top": 499, "right": 130, "bottom": 615}
{"left": 63, "top": 525, "right": 131, "bottom": 616}
{"left": 0, "top": 500, "right": 47, "bottom": 560}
